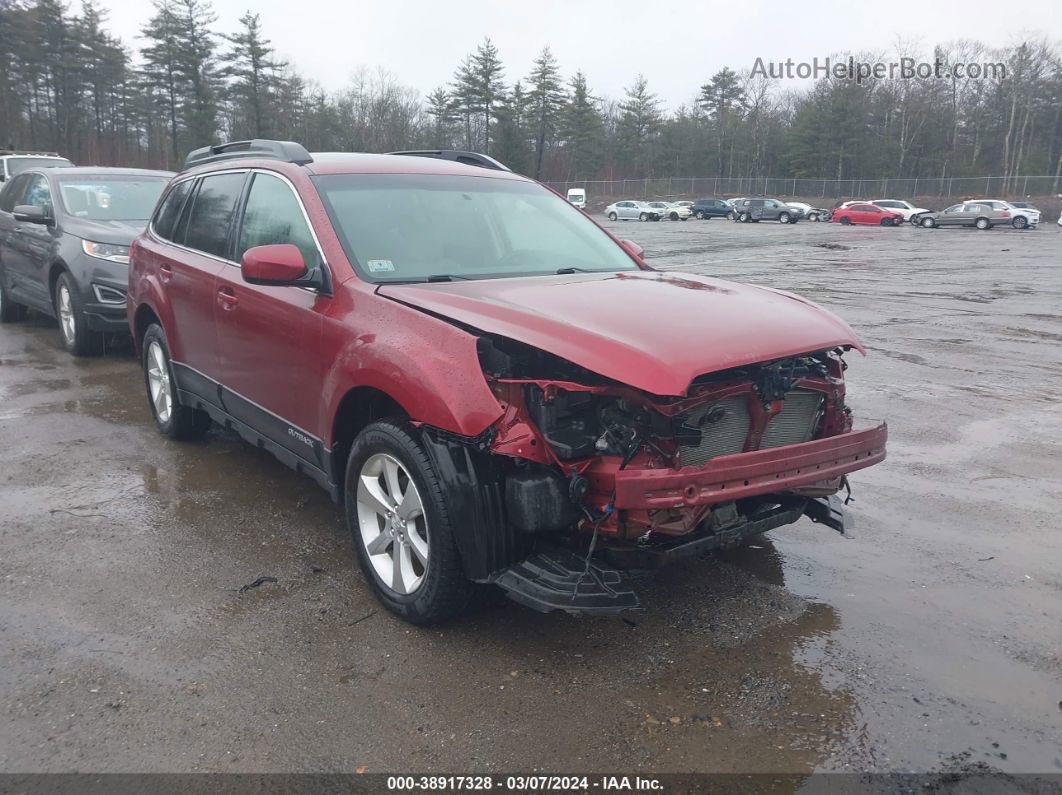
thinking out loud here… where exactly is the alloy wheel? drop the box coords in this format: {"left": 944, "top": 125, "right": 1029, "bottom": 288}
{"left": 356, "top": 453, "right": 429, "bottom": 595}
{"left": 146, "top": 340, "right": 173, "bottom": 424}
{"left": 57, "top": 284, "right": 76, "bottom": 345}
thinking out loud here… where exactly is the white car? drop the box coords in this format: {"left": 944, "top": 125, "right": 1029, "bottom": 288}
{"left": 566, "top": 187, "right": 586, "bottom": 209}
{"left": 0, "top": 150, "right": 75, "bottom": 182}
{"left": 869, "top": 199, "right": 931, "bottom": 225}
{"left": 604, "top": 200, "right": 661, "bottom": 221}
{"left": 647, "top": 201, "right": 691, "bottom": 221}
{"left": 979, "top": 200, "right": 1040, "bottom": 228}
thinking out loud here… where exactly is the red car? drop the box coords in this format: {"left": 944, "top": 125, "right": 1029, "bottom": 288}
{"left": 832, "top": 203, "right": 905, "bottom": 226}
{"left": 128, "top": 140, "right": 887, "bottom": 624}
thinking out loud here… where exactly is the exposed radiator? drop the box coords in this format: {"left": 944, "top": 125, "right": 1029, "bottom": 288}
{"left": 679, "top": 389, "right": 824, "bottom": 467}
{"left": 759, "top": 389, "right": 824, "bottom": 449}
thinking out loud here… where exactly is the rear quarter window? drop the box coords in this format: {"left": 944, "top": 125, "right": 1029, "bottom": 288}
{"left": 152, "top": 179, "right": 193, "bottom": 241}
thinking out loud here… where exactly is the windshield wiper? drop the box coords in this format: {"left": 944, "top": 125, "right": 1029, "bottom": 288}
{"left": 555, "top": 266, "right": 591, "bottom": 274}
{"left": 425, "top": 273, "right": 473, "bottom": 282}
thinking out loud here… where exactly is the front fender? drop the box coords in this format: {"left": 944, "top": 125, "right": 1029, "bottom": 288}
{"left": 320, "top": 294, "right": 504, "bottom": 445}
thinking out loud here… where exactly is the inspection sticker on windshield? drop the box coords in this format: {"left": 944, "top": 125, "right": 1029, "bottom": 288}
{"left": 367, "top": 259, "right": 395, "bottom": 273}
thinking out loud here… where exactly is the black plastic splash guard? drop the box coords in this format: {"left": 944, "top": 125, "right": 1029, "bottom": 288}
{"left": 488, "top": 548, "right": 640, "bottom": 616}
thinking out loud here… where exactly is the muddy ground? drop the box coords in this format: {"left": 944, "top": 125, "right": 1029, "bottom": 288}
{"left": 1, "top": 218, "right": 1060, "bottom": 783}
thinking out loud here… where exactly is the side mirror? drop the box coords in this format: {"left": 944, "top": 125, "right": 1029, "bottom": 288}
{"left": 619, "top": 239, "right": 644, "bottom": 260}
{"left": 13, "top": 204, "right": 49, "bottom": 224}
{"left": 241, "top": 244, "right": 308, "bottom": 286}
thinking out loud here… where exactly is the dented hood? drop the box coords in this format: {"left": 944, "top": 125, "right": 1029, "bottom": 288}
{"left": 378, "top": 271, "right": 863, "bottom": 396}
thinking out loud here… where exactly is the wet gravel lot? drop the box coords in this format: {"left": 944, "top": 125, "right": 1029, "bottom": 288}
{"left": 1, "top": 217, "right": 1060, "bottom": 781}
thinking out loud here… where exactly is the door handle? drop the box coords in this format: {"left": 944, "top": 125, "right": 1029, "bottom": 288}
{"left": 217, "top": 286, "right": 238, "bottom": 310}
{"left": 159, "top": 262, "right": 173, "bottom": 282}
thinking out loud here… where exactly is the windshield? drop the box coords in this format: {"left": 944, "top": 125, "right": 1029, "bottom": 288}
{"left": 314, "top": 174, "right": 639, "bottom": 282}
{"left": 58, "top": 177, "right": 169, "bottom": 221}
{"left": 6, "top": 157, "right": 74, "bottom": 176}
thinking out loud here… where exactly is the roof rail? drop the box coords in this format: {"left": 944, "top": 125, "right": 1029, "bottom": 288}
{"left": 1, "top": 149, "right": 62, "bottom": 157}
{"left": 387, "top": 150, "right": 510, "bottom": 172}
{"left": 183, "top": 139, "right": 313, "bottom": 170}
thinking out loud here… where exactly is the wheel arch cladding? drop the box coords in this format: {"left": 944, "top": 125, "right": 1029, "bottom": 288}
{"left": 330, "top": 386, "right": 409, "bottom": 490}
{"left": 134, "top": 303, "right": 161, "bottom": 354}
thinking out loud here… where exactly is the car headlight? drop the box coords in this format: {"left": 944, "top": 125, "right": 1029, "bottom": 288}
{"left": 82, "top": 240, "right": 130, "bottom": 263}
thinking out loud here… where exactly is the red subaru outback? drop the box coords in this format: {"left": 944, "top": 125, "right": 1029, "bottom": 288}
{"left": 128, "top": 140, "right": 887, "bottom": 624}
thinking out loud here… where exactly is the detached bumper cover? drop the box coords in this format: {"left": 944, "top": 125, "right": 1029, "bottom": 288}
{"left": 613, "top": 423, "right": 887, "bottom": 510}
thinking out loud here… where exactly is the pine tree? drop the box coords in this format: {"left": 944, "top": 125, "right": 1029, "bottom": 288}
{"left": 471, "top": 37, "right": 505, "bottom": 154}
{"left": 562, "top": 70, "right": 604, "bottom": 180}
{"left": 223, "top": 12, "right": 284, "bottom": 139}
{"left": 526, "top": 45, "right": 565, "bottom": 179}
{"left": 140, "top": 0, "right": 184, "bottom": 163}
{"left": 617, "top": 74, "right": 661, "bottom": 178}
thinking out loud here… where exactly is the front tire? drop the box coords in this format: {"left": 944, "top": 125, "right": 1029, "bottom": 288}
{"left": 54, "top": 272, "right": 102, "bottom": 356}
{"left": 141, "top": 323, "right": 212, "bottom": 440}
{"left": 840, "top": 216, "right": 852, "bottom": 225}
{"left": 921, "top": 216, "right": 936, "bottom": 228}
{"left": 1012, "top": 216, "right": 1028, "bottom": 229}
{"left": 738, "top": 212, "right": 751, "bottom": 223}
{"left": 639, "top": 212, "right": 648, "bottom": 221}
{"left": 607, "top": 212, "right": 617, "bottom": 221}
{"left": 346, "top": 420, "right": 472, "bottom": 625}
{"left": 975, "top": 217, "right": 991, "bottom": 230}
{"left": 778, "top": 212, "right": 791, "bottom": 224}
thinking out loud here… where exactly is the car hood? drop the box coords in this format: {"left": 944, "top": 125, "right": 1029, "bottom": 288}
{"left": 62, "top": 217, "right": 148, "bottom": 246}
{"left": 378, "top": 271, "right": 864, "bottom": 396}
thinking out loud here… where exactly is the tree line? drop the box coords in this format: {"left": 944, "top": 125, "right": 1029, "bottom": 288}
{"left": 2, "top": 0, "right": 1061, "bottom": 188}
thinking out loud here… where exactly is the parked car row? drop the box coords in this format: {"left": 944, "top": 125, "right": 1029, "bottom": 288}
{"left": 0, "top": 140, "right": 888, "bottom": 625}
{"left": 603, "top": 194, "right": 1048, "bottom": 231}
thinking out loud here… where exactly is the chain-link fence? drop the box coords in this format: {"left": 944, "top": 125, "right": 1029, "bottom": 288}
{"left": 545, "top": 175, "right": 1062, "bottom": 201}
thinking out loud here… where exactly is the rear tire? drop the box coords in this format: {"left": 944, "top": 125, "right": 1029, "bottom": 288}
{"left": 346, "top": 420, "right": 472, "bottom": 625}
{"left": 975, "top": 217, "right": 991, "bottom": 230}
{"left": 54, "top": 272, "right": 102, "bottom": 356}
{"left": 141, "top": 323, "right": 212, "bottom": 440}
{"left": 670, "top": 212, "right": 679, "bottom": 221}
{"left": 0, "top": 267, "right": 27, "bottom": 323}
{"left": 694, "top": 211, "right": 705, "bottom": 219}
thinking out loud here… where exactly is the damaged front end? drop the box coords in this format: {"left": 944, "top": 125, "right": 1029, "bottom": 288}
{"left": 423, "top": 336, "right": 887, "bottom": 616}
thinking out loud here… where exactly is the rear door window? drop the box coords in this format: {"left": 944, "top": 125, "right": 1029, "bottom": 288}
{"left": 181, "top": 172, "right": 246, "bottom": 259}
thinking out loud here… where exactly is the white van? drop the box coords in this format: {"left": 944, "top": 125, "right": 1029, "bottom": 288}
{"left": 566, "top": 188, "right": 586, "bottom": 209}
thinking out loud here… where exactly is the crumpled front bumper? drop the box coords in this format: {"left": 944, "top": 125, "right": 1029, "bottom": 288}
{"left": 612, "top": 423, "right": 887, "bottom": 510}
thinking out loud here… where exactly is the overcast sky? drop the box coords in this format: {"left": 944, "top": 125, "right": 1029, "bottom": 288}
{"left": 93, "top": 0, "right": 1061, "bottom": 107}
